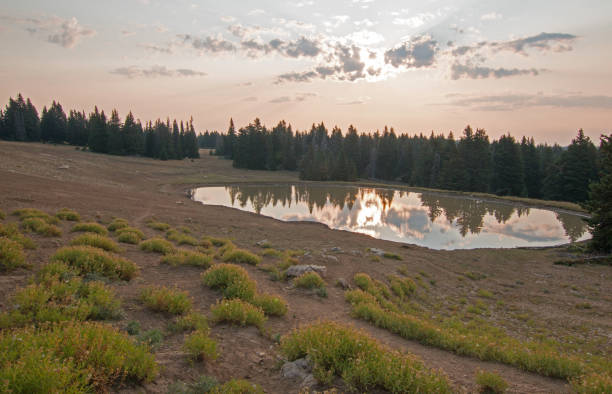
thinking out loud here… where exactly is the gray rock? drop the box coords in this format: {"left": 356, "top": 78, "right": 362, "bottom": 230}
{"left": 301, "top": 374, "right": 317, "bottom": 389}
{"left": 336, "top": 278, "right": 351, "bottom": 290}
{"left": 368, "top": 247, "right": 386, "bottom": 256}
{"left": 256, "top": 239, "right": 269, "bottom": 247}
{"left": 281, "top": 357, "right": 312, "bottom": 381}
{"left": 322, "top": 254, "right": 339, "bottom": 263}
{"left": 285, "top": 264, "right": 327, "bottom": 278}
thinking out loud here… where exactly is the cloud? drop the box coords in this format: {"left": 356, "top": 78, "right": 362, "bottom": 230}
{"left": 179, "top": 34, "right": 236, "bottom": 52}
{"left": 392, "top": 12, "right": 435, "bottom": 28}
{"left": 3, "top": 15, "right": 96, "bottom": 48}
{"left": 110, "top": 65, "right": 207, "bottom": 78}
{"left": 276, "top": 71, "right": 319, "bottom": 83}
{"left": 268, "top": 93, "right": 317, "bottom": 103}
{"left": 384, "top": 35, "right": 438, "bottom": 68}
{"left": 450, "top": 63, "right": 540, "bottom": 79}
{"left": 494, "top": 32, "right": 577, "bottom": 54}
{"left": 140, "top": 43, "right": 173, "bottom": 54}
{"left": 337, "top": 96, "right": 370, "bottom": 105}
{"left": 269, "top": 96, "right": 292, "bottom": 103}
{"left": 444, "top": 93, "right": 612, "bottom": 111}
{"left": 481, "top": 12, "right": 502, "bottom": 21}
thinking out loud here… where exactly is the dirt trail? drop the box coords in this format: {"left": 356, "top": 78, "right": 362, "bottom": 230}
{"left": 1, "top": 141, "right": 609, "bottom": 393}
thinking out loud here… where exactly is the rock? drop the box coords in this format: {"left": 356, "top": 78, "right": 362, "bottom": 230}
{"left": 281, "top": 357, "right": 311, "bottom": 380}
{"left": 58, "top": 164, "right": 70, "bottom": 170}
{"left": 256, "top": 239, "right": 269, "bottom": 247}
{"left": 285, "top": 265, "right": 327, "bottom": 278}
{"left": 322, "top": 254, "right": 338, "bottom": 263}
{"left": 301, "top": 374, "right": 317, "bottom": 389}
{"left": 336, "top": 278, "right": 351, "bottom": 290}
{"left": 368, "top": 248, "right": 386, "bottom": 256}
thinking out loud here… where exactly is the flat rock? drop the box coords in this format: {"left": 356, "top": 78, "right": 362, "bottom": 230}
{"left": 285, "top": 264, "right": 327, "bottom": 278}
{"left": 281, "top": 357, "right": 312, "bottom": 381}
{"left": 368, "top": 247, "right": 386, "bottom": 256}
{"left": 336, "top": 278, "right": 351, "bottom": 290}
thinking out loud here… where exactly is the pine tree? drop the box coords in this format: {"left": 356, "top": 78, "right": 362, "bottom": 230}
{"left": 24, "top": 98, "right": 40, "bottom": 141}
{"left": 492, "top": 134, "right": 525, "bottom": 196}
{"left": 40, "top": 101, "right": 67, "bottom": 143}
{"left": 583, "top": 134, "right": 612, "bottom": 252}
{"left": 88, "top": 107, "right": 108, "bottom": 153}
{"left": 107, "top": 109, "right": 124, "bottom": 155}
{"left": 557, "top": 129, "right": 599, "bottom": 202}
{"left": 520, "top": 137, "right": 542, "bottom": 198}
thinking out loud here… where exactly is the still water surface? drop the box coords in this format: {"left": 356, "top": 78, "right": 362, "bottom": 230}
{"left": 191, "top": 185, "right": 590, "bottom": 250}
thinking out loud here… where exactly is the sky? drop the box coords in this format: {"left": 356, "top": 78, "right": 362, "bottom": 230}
{"left": 1, "top": 0, "right": 611, "bottom": 144}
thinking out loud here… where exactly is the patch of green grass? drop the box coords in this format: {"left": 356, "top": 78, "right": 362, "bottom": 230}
{"left": 280, "top": 321, "right": 451, "bottom": 393}
{"left": 12, "top": 208, "right": 58, "bottom": 224}
{"left": 161, "top": 249, "right": 212, "bottom": 268}
{"left": 477, "top": 289, "right": 495, "bottom": 299}
{"left": 0, "top": 237, "right": 28, "bottom": 272}
{"left": 475, "top": 370, "right": 508, "bottom": 393}
{"left": 168, "top": 312, "right": 209, "bottom": 334}
{"left": 262, "top": 248, "right": 283, "bottom": 258}
{"left": 575, "top": 302, "right": 593, "bottom": 310}
{"left": 0, "top": 321, "right": 157, "bottom": 392}
{"left": 71, "top": 222, "right": 108, "bottom": 236}
{"left": 140, "top": 238, "right": 176, "bottom": 254}
{"left": 464, "top": 271, "right": 487, "bottom": 281}
{"left": 389, "top": 275, "right": 416, "bottom": 299}
{"left": 201, "top": 264, "right": 257, "bottom": 301}
{"left": 210, "top": 299, "right": 266, "bottom": 329}
{"left": 168, "top": 375, "right": 219, "bottom": 394}
{"left": 0, "top": 223, "right": 36, "bottom": 249}
{"left": 71, "top": 233, "right": 121, "bottom": 252}
{"left": 0, "top": 267, "right": 122, "bottom": 328}
{"left": 184, "top": 329, "right": 218, "bottom": 362}
{"left": 167, "top": 229, "right": 199, "bottom": 246}
{"left": 116, "top": 226, "right": 145, "bottom": 238}
{"left": 252, "top": 294, "right": 288, "bottom": 316}
{"left": 223, "top": 248, "right": 262, "bottom": 266}
{"left": 126, "top": 321, "right": 141, "bottom": 335}
{"left": 211, "top": 379, "right": 264, "bottom": 394}
{"left": 51, "top": 246, "right": 138, "bottom": 281}
{"left": 294, "top": 272, "right": 325, "bottom": 289}
{"left": 138, "top": 329, "right": 164, "bottom": 349}
{"left": 21, "top": 217, "right": 62, "bottom": 237}
{"left": 572, "top": 372, "right": 612, "bottom": 393}
{"left": 147, "top": 221, "right": 170, "bottom": 231}
{"left": 140, "top": 286, "right": 192, "bottom": 315}
{"left": 55, "top": 208, "right": 81, "bottom": 221}
{"left": 205, "top": 236, "right": 231, "bottom": 247}
{"left": 107, "top": 218, "right": 129, "bottom": 231}
{"left": 118, "top": 231, "right": 141, "bottom": 244}
{"left": 383, "top": 252, "right": 402, "bottom": 260}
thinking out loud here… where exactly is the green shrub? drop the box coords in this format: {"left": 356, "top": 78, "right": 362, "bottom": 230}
{"left": 162, "top": 250, "right": 212, "bottom": 268}
{"left": 140, "top": 238, "right": 176, "bottom": 254}
{"left": 138, "top": 329, "right": 164, "bottom": 349}
{"left": 0, "top": 223, "right": 36, "bottom": 249}
{"left": 118, "top": 231, "right": 141, "bottom": 244}
{"left": 0, "top": 277, "right": 122, "bottom": 328}
{"left": 116, "top": 226, "right": 145, "bottom": 238}
{"left": 0, "top": 237, "right": 27, "bottom": 272}
{"left": 51, "top": 246, "right": 138, "bottom": 281}
{"left": 280, "top": 321, "right": 451, "bottom": 392}
{"left": 210, "top": 299, "right": 266, "bottom": 329}
{"left": 476, "top": 370, "right": 508, "bottom": 393}
{"left": 201, "top": 264, "right": 256, "bottom": 301}
{"left": 21, "top": 217, "right": 62, "bottom": 237}
{"left": 147, "top": 221, "right": 170, "bottom": 231}
{"left": 184, "top": 329, "right": 218, "bottom": 362}
{"left": 223, "top": 249, "right": 261, "bottom": 266}
{"left": 199, "top": 238, "right": 214, "bottom": 249}
{"left": 55, "top": 208, "right": 81, "bottom": 221}
{"left": 126, "top": 321, "right": 141, "bottom": 335}
{"left": 262, "top": 248, "right": 283, "bottom": 258}
{"left": 168, "top": 375, "right": 219, "bottom": 394}
{"left": 71, "top": 233, "right": 121, "bottom": 252}
{"left": 252, "top": 294, "right": 288, "bottom": 316}
{"left": 12, "top": 208, "right": 58, "bottom": 224}
{"left": 169, "top": 312, "right": 209, "bottom": 334}
{"left": 211, "top": 379, "right": 264, "bottom": 394}
{"left": 167, "top": 229, "right": 199, "bottom": 246}
{"left": 0, "top": 322, "right": 157, "bottom": 392}
{"left": 389, "top": 275, "right": 416, "bottom": 299}
{"left": 140, "top": 286, "right": 192, "bottom": 315}
{"left": 71, "top": 222, "right": 108, "bottom": 236}
{"left": 383, "top": 252, "right": 402, "bottom": 260}
{"left": 107, "top": 218, "right": 129, "bottom": 231}
{"left": 294, "top": 272, "right": 325, "bottom": 289}
{"left": 464, "top": 271, "right": 487, "bottom": 281}
{"left": 477, "top": 289, "right": 495, "bottom": 299}
{"left": 572, "top": 372, "right": 612, "bottom": 393}
{"left": 205, "top": 236, "right": 231, "bottom": 247}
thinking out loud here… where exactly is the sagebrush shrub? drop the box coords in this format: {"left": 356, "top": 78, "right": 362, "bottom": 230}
{"left": 71, "top": 222, "right": 108, "bottom": 236}
{"left": 140, "top": 286, "right": 192, "bottom": 315}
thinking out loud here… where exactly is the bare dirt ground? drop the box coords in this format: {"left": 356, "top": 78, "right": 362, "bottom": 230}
{"left": 0, "top": 141, "right": 610, "bottom": 393}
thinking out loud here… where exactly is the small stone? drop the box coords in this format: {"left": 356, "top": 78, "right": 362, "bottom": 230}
{"left": 322, "top": 254, "right": 338, "bottom": 263}
{"left": 58, "top": 164, "right": 70, "bottom": 169}
{"left": 368, "top": 248, "right": 386, "bottom": 256}
{"left": 285, "top": 265, "right": 327, "bottom": 278}
{"left": 256, "top": 239, "right": 269, "bottom": 247}
{"left": 336, "top": 278, "right": 351, "bottom": 290}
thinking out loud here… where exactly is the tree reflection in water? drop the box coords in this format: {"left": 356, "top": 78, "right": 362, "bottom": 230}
{"left": 199, "top": 185, "right": 590, "bottom": 249}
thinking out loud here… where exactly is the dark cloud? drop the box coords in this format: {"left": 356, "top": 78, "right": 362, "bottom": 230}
{"left": 445, "top": 93, "right": 612, "bottom": 111}
{"left": 494, "top": 32, "right": 577, "bottom": 54}
{"left": 450, "top": 63, "right": 540, "bottom": 80}
{"left": 110, "top": 65, "right": 206, "bottom": 79}
{"left": 179, "top": 34, "right": 236, "bottom": 52}
{"left": 2, "top": 15, "right": 95, "bottom": 48}
{"left": 384, "top": 36, "right": 438, "bottom": 68}
{"left": 276, "top": 71, "right": 319, "bottom": 83}
{"left": 283, "top": 37, "right": 321, "bottom": 57}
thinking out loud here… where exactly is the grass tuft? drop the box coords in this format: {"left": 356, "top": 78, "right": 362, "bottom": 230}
{"left": 161, "top": 249, "right": 212, "bottom": 268}
{"left": 51, "top": 246, "right": 138, "bottom": 281}
{"left": 147, "top": 221, "right": 170, "bottom": 231}
{"left": 118, "top": 231, "right": 141, "bottom": 244}
{"left": 0, "top": 322, "right": 157, "bottom": 392}
{"left": 210, "top": 299, "right": 266, "bottom": 329}
{"left": 0, "top": 237, "right": 28, "bottom": 272}
{"left": 12, "top": 208, "right": 58, "bottom": 224}
{"left": 0, "top": 223, "right": 36, "bottom": 249}
{"left": 475, "top": 370, "right": 508, "bottom": 393}
{"left": 71, "top": 222, "right": 108, "bottom": 236}
{"left": 223, "top": 248, "right": 262, "bottom": 266}
{"left": 252, "top": 294, "right": 288, "bottom": 316}
{"left": 202, "top": 264, "right": 257, "bottom": 300}
{"left": 107, "top": 218, "right": 129, "bottom": 231}
{"left": 168, "top": 312, "right": 209, "bottom": 334}
{"left": 21, "top": 217, "right": 62, "bottom": 237}
{"left": 140, "top": 238, "right": 176, "bottom": 255}
{"left": 55, "top": 208, "right": 81, "bottom": 221}
{"left": 280, "top": 321, "right": 451, "bottom": 392}
{"left": 211, "top": 379, "right": 264, "bottom": 394}
{"left": 139, "top": 286, "right": 192, "bottom": 315}
{"left": 294, "top": 272, "right": 325, "bottom": 290}
{"left": 70, "top": 233, "right": 121, "bottom": 252}
{"left": 184, "top": 329, "right": 218, "bottom": 362}
{"left": 166, "top": 229, "right": 199, "bottom": 246}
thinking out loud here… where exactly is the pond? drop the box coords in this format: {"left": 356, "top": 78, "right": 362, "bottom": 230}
{"left": 191, "top": 184, "right": 590, "bottom": 250}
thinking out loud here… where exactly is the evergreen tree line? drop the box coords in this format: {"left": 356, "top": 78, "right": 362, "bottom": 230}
{"left": 197, "top": 130, "right": 221, "bottom": 149}
{"left": 0, "top": 94, "right": 199, "bottom": 160}
{"left": 214, "top": 118, "right": 604, "bottom": 203}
